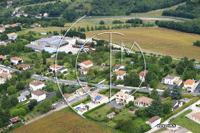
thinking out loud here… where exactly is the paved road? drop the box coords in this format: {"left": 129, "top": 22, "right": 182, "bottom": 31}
{"left": 147, "top": 99, "right": 200, "bottom": 133}
{"left": 0, "top": 65, "right": 20, "bottom": 73}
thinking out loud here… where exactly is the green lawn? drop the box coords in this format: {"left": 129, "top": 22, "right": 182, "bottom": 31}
{"left": 87, "top": 105, "right": 111, "bottom": 121}
{"left": 169, "top": 109, "right": 200, "bottom": 133}
{"left": 153, "top": 128, "right": 168, "bottom": 133}
{"left": 113, "top": 108, "right": 134, "bottom": 121}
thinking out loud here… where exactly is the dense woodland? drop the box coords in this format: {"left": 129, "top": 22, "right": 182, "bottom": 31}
{"left": 157, "top": 19, "right": 200, "bottom": 34}
{"left": 90, "top": 0, "right": 187, "bottom": 16}
{"left": 162, "top": 0, "right": 200, "bottom": 19}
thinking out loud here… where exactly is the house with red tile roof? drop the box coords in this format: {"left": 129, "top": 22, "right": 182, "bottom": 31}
{"left": 134, "top": 96, "right": 153, "bottom": 107}
{"left": 79, "top": 60, "right": 93, "bottom": 69}
{"left": 116, "top": 70, "right": 127, "bottom": 80}
{"left": 17, "top": 64, "right": 30, "bottom": 70}
{"left": 113, "top": 64, "right": 125, "bottom": 72}
{"left": 183, "top": 79, "right": 198, "bottom": 92}
{"left": 81, "top": 67, "right": 89, "bottom": 75}
{"left": 9, "top": 116, "right": 20, "bottom": 125}
{"left": 10, "top": 57, "right": 23, "bottom": 65}
{"left": 29, "top": 80, "right": 45, "bottom": 91}
{"left": 139, "top": 70, "right": 148, "bottom": 82}
{"left": 189, "top": 112, "right": 200, "bottom": 124}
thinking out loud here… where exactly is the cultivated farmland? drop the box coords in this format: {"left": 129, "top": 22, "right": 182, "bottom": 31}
{"left": 11, "top": 108, "right": 112, "bottom": 133}
{"left": 85, "top": 27, "right": 200, "bottom": 61}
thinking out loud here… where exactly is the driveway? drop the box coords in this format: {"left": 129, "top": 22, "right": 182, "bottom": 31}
{"left": 107, "top": 100, "right": 124, "bottom": 109}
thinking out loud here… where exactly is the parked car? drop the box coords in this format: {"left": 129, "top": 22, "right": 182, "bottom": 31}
{"left": 130, "top": 109, "right": 134, "bottom": 111}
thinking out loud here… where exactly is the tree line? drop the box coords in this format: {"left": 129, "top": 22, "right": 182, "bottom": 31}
{"left": 162, "top": 0, "right": 200, "bottom": 19}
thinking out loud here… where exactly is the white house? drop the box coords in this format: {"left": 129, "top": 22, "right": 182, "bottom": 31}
{"left": 31, "top": 90, "right": 46, "bottom": 102}
{"left": 183, "top": 79, "right": 198, "bottom": 92}
{"left": 17, "top": 64, "right": 30, "bottom": 70}
{"left": 0, "top": 28, "right": 5, "bottom": 33}
{"left": 171, "top": 100, "right": 183, "bottom": 111}
{"left": 43, "top": 13, "right": 48, "bottom": 17}
{"left": 0, "top": 72, "right": 12, "bottom": 84}
{"left": 116, "top": 70, "right": 127, "bottom": 80}
{"left": 81, "top": 67, "right": 89, "bottom": 75}
{"left": 79, "top": 60, "right": 93, "bottom": 69}
{"left": 162, "top": 75, "right": 182, "bottom": 86}
{"left": 113, "top": 64, "right": 125, "bottom": 72}
{"left": 63, "top": 93, "right": 75, "bottom": 102}
{"left": 29, "top": 80, "right": 45, "bottom": 91}
{"left": 90, "top": 92, "right": 109, "bottom": 104}
{"left": 17, "top": 95, "right": 27, "bottom": 103}
{"left": 146, "top": 116, "right": 161, "bottom": 128}
{"left": 134, "top": 96, "right": 153, "bottom": 108}
{"left": 49, "top": 64, "right": 62, "bottom": 72}
{"left": 107, "top": 112, "right": 115, "bottom": 119}
{"left": 116, "top": 91, "right": 134, "bottom": 105}
{"left": 10, "top": 57, "right": 23, "bottom": 65}
{"left": 139, "top": 70, "right": 148, "bottom": 82}
{"left": 7, "top": 33, "right": 18, "bottom": 40}
{"left": 189, "top": 112, "right": 200, "bottom": 124}
{"left": 76, "top": 86, "right": 91, "bottom": 95}
{"left": 57, "top": 67, "right": 68, "bottom": 74}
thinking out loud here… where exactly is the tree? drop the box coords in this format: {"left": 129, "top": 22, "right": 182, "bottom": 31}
{"left": 176, "top": 65, "right": 184, "bottom": 75}
{"left": 87, "top": 68, "right": 95, "bottom": 77}
{"left": 145, "top": 71, "right": 158, "bottom": 83}
{"left": 37, "top": 99, "right": 52, "bottom": 113}
{"left": 163, "top": 100, "right": 173, "bottom": 114}
{"left": 100, "top": 20, "right": 105, "bottom": 25}
{"left": 148, "top": 96, "right": 163, "bottom": 117}
{"left": 164, "top": 65, "right": 170, "bottom": 73}
{"left": 149, "top": 80, "right": 159, "bottom": 89}
{"left": 10, "top": 96, "right": 18, "bottom": 107}
{"left": 171, "top": 85, "right": 182, "bottom": 100}
{"left": 162, "top": 88, "right": 171, "bottom": 98}
{"left": 155, "top": 20, "right": 159, "bottom": 25}
{"left": 163, "top": 56, "right": 172, "bottom": 64}
{"left": 183, "top": 70, "right": 196, "bottom": 80}
{"left": 7, "top": 85, "right": 17, "bottom": 94}
{"left": 149, "top": 88, "right": 159, "bottom": 99}
{"left": 16, "top": 82, "right": 25, "bottom": 90}
{"left": 4, "top": 60, "right": 9, "bottom": 66}
{"left": 124, "top": 72, "right": 140, "bottom": 87}
{"left": 30, "top": 99, "right": 37, "bottom": 106}
{"left": 63, "top": 9, "right": 78, "bottom": 22}
{"left": 56, "top": 90, "right": 62, "bottom": 98}
{"left": 0, "top": 33, "right": 8, "bottom": 41}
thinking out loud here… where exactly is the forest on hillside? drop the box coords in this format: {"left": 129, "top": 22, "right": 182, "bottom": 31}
{"left": 162, "top": 0, "right": 200, "bottom": 19}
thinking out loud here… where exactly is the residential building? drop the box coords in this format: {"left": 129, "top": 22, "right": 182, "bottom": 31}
{"left": 171, "top": 100, "right": 183, "bottom": 111}
{"left": 90, "top": 92, "right": 109, "bottom": 104}
{"left": 120, "top": 89, "right": 131, "bottom": 94}
{"left": 81, "top": 67, "right": 89, "bottom": 75}
{"left": 49, "top": 64, "right": 62, "bottom": 72}
{"left": 9, "top": 117, "right": 20, "bottom": 125}
{"left": 113, "top": 64, "right": 125, "bottom": 72}
{"left": 7, "top": 33, "right": 18, "bottom": 40}
{"left": 17, "top": 64, "right": 30, "bottom": 70}
{"left": 146, "top": 116, "right": 161, "bottom": 128}
{"left": 0, "top": 55, "right": 5, "bottom": 61}
{"left": 107, "top": 112, "right": 115, "bottom": 119}
{"left": 31, "top": 90, "right": 46, "bottom": 102}
{"left": 29, "top": 80, "right": 45, "bottom": 91}
{"left": 31, "top": 23, "right": 41, "bottom": 27}
{"left": 10, "top": 57, "right": 23, "bottom": 65}
{"left": 17, "top": 95, "right": 27, "bottom": 103}
{"left": 0, "top": 72, "right": 12, "bottom": 83}
{"left": 63, "top": 93, "right": 75, "bottom": 102}
{"left": 0, "top": 27, "right": 5, "bottom": 33}
{"left": 79, "top": 60, "right": 93, "bottom": 69}
{"left": 183, "top": 79, "right": 198, "bottom": 92}
{"left": 116, "top": 91, "right": 134, "bottom": 105}
{"left": 57, "top": 67, "right": 68, "bottom": 73}
{"left": 195, "top": 64, "right": 200, "bottom": 69}
{"left": 116, "top": 70, "right": 127, "bottom": 80}
{"left": 159, "top": 128, "right": 192, "bottom": 133}
{"left": 162, "top": 75, "right": 182, "bottom": 86}
{"left": 139, "top": 70, "right": 148, "bottom": 82}
{"left": 43, "top": 13, "right": 48, "bottom": 17}
{"left": 76, "top": 86, "right": 92, "bottom": 95}
{"left": 134, "top": 96, "right": 153, "bottom": 107}
{"left": 189, "top": 112, "right": 200, "bottom": 124}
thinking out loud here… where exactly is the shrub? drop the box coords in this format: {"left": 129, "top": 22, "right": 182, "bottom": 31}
{"left": 182, "top": 94, "right": 193, "bottom": 99}
{"left": 30, "top": 99, "right": 37, "bottom": 106}
{"left": 111, "top": 107, "right": 116, "bottom": 111}
{"left": 125, "top": 104, "right": 130, "bottom": 108}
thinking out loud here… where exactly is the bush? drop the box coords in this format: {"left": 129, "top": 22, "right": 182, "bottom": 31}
{"left": 182, "top": 94, "right": 193, "bottom": 99}
{"left": 30, "top": 99, "right": 37, "bottom": 106}
{"left": 99, "top": 89, "right": 108, "bottom": 94}
{"left": 125, "top": 104, "right": 130, "bottom": 108}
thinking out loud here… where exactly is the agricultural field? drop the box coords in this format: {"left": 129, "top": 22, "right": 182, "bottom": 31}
{"left": 85, "top": 27, "right": 200, "bottom": 61}
{"left": 11, "top": 107, "right": 112, "bottom": 133}
{"left": 169, "top": 109, "right": 200, "bottom": 133}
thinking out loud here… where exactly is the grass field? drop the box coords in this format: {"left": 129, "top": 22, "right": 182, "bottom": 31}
{"left": 169, "top": 109, "right": 200, "bottom": 133}
{"left": 85, "top": 27, "right": 200, "bottom": 61}
{"left": 11, "top": 107, "right": 112, "bottom": 133}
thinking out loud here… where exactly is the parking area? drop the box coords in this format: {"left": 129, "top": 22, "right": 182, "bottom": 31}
{"left": 107, "top": 100, "right": 124, "bottom": 109}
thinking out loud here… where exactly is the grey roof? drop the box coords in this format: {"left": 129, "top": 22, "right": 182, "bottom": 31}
{"left": 165, "top": 75, "right": 176, "bottom": 79}
{"left": 195, "top": 64, "right": 200, "bottom": 69}
{"left": 34, "top": 36, "right": 69, "bottom": 47}
{"left": 17, "top": 95, "right": 26, "bottom": 100}
{"left": 58, "top": 67, "right": 68, "bottom": 71}
{"left": 20, "top": 90, "right": 30, "bottom": 96}
{"left": 25, "top": 44, "right": 44, "bottom": 51}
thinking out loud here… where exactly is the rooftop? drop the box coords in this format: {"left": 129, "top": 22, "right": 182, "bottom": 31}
{"left": 134, "top": 96, "right": 153, "bottom": 104}
{"left": 10, "top": 116, "right": 20, "bottom": 123}
{"left": 76, "top": 86, "right": 91, "bottom": 93}
{"left": 147, "top": 116, "right": 160, "bottom": 123}
{"left": 165, "top": 75, "right": 176, "bottom": 80}
{"left": 184, "top": 79, "right": 195, "bottom": 85}
{"left": 17, "top": 64, "right": 30, "bottom": 68}
{"left": 0, "top": 55, "right": 5, "bottom": 59}
{"left": 30, "top": 80, "right": 44, "bottom": 86}
{"left": 63, "top": 93, "right": 72, "bottom": 98}
{"left": 191, "top": 112, "right": 200, "bottom": 120}
{"left": 31, "top": 90, "right": 46, "bottom": 96}
{"left": 10, "top": 57, "right": 22, "bottom": 61}
{"left": 116, "top": 70, "right": 126, "bottom": 76}
{"left": 50, "top": 64, "right": 62, "bottom": 69}
{"left": 81, "top": 67, "right": 89, "bottom": 71}
{"left": 108, "top": 112, "right": 115, "bottom": 117}
{"left": 113, "top": 64, "right": 124, "bottom": 69}
{"left": 139, "top": 70, "right": 148, "bottom": 78}
{"left": 81, "top": 60, "right": 93, "bottom": 66}
{"left": 0, "top": 72, "right": 12, "bottom": 78}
